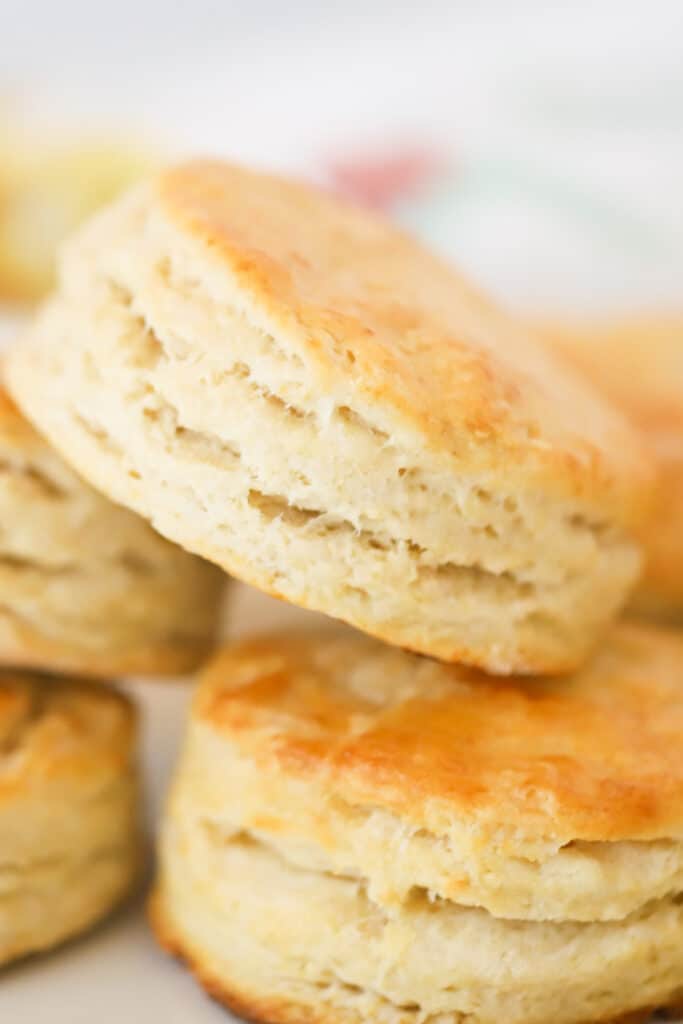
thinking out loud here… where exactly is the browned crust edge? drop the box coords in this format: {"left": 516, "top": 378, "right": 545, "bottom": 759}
{"left": 147, "top": 889, "right": 683, "bottom": 1024}
{"left": 0, "top": 619, "right": 218, "bottom": 680}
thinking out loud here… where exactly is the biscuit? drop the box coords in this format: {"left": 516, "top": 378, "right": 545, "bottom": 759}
{"left": 0, "top": 671, "right": 139, "bottom": 965}
{"left": 537, "top": 315, "right": 683, "bottom": 623}
{"left": 153, "top": 625, "right": 683, "bottom": 1024}
{"left": 0, "top": 384, "right": 224, "bottom": 677}
{"left": 6, "top": 160, "right": 653, "bottom": 673}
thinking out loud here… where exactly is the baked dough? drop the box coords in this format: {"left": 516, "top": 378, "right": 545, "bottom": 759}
{"left": 0, "top": 385, "right": 224, "bottom": 677}
{"left": 153, "top": 624, "right": 683, "bottom": 1024}
{"left": 7, "top": 160, "right": 653, "bottom": 673}
{"left": 0, "top": 671, "right": 139, "bottom": 965}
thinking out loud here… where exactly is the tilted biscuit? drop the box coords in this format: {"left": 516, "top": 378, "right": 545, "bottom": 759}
{"left": 7, "top": 160, "right": 653, "bottom": 673}
{"left": 538, "top": 315, "right": 683, "bottom": 624}
{"left": 0, "top": 671, "right": 139, "bottom": 964}
{"left": 153, "top": 625, "right": 683, "bottom": 1024}
{"left": 0, "top": 384, "right": 225, "bottom": 677}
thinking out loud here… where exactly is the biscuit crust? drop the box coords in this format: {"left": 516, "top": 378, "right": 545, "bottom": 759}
{"left": 196, "top": 623, "right": 683, "bottom": 845}
{"left": 152, "top": 902, "right": 683, "bottom": 1024}
{"left": 0, "top": 672, "right": 139, "bottom": 964}
{"left": 185, "top": 624, "right": 683, "bottom": 923}
{"left": 152, "top": 832, "right": 683, "bottom": 1024}
{"left": 152, "top": 625, "right": 683, "bottom": 1024}
{"left": 0, "top": 384, "right": 224, "bottom": 677}
{"left": 6, "top": 161, "right": 653, "bottom": 672}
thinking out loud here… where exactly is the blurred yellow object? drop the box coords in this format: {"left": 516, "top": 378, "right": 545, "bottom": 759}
{"left": 0, "top": 139, "right": 154, "bottom": 304}
{"left": 537, "top": 314, "right": 683, "bottom": 623}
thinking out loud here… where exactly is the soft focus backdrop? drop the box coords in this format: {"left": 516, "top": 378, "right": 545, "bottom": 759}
{"left": 3, "top": 0, "right": 682, "bottom": 312}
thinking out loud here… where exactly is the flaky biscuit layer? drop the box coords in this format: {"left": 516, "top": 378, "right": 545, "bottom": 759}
{"left": 0, "top": 673, "right": 139, "bottom": 964}
{"left": 7, "top": 161, "right": 653, "bottom": 672}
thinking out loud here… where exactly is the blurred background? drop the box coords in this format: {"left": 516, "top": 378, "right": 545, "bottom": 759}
{"left": 2, "top": 0, "right": 682, "bottom": 323}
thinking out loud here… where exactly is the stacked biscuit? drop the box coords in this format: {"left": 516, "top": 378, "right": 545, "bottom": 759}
{"left": 0, "top": 387, "right": 224, "bottom": 963}
{"left": 5, "top": 159, "right": 683, "bottom": 1024}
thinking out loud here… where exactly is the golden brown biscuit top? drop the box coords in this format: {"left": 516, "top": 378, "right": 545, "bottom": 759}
{"left": 198, "top": 624, "right": 683, "bottom": 843}
{"left": 154, "top": 160, "right": 652, "bottom": 526}
{"left": 0, "top": 674, "right": 135, "bottom": 792}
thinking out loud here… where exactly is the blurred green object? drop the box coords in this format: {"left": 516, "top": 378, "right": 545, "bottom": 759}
{"left": 0, "top": 133, "right": 155, "bottom": 305}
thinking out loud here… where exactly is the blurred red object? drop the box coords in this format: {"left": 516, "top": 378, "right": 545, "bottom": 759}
{"left": 326, "top": 146, "right": 448, "bottom": 211}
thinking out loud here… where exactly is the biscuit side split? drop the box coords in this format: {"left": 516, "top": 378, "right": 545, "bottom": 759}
{"left": 0, "top": 385, "right": 225, "bottom": 677}
{"left": 7, "top": 160, "right": 654, "bottom": 673}
{"left": 153, "top": 625, "right": 683, "bottom": 1024}
{"left": 0, "top": 672, "right": 139, "bottom": 964}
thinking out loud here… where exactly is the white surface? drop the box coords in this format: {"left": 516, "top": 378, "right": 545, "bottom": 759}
{"left": 1, "top": 2, "right": 681, "bottom": 1019}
